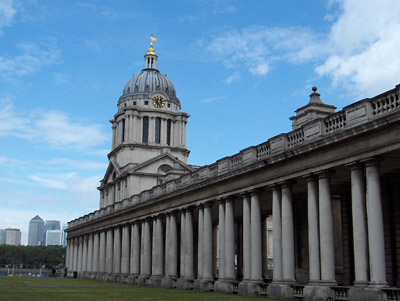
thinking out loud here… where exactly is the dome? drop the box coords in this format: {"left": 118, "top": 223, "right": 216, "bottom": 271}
{"left": 122, "top": 68, "right": 177, "bottom": 98}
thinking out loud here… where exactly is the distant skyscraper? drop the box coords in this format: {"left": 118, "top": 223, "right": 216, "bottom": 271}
{"left": 44, "top": 220, "right": 60, "bottom": 231}
{"left": 46, "top": 230, "right": 63, "bottom": 246}
{"left": 0, "top": 229, "right": 6, "bottom": 245}
{"left": 28, "top": 215, "right": 45, "bottom": 246}
{"left": 62, "top": 224, "right": 68, "bottom": 247}
{"left": 5, "top": 228, "right": 21, "bottom": 245}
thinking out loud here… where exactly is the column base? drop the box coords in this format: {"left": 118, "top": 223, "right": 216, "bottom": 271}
{"left": 127, "top": 274, "right": 139, "bottom": 285}
{"left": 348, "top": 286, "right": 387, "bottom": 301}
{"left": 149, "top": 275, "right": 164, "bottom": 287}
{"left": 354, "top": 280, "right": 369, "bottom": 287}
{"left": 303, "top": 284, "right": 334, "bottom": 301}
{"left": 176, "top": 278, "right": 194, "bottom": 290}
{"left": 267, "top": 282, "right": 296, "bottom": 299}
{"left": 238, "top": 280, "right": 267, "bottom": 296}
{"left": 137, "top": 275, "right": 150, "bottom": 286}
{"left": 161, "top": 277, "right": 177, "bottom": 288}
{"left": 193, "top": 278, "right": 215, "bottom": 291}
{"left": 214, "top": 278, "right": 238, "bottom": 294}
{"left": 369, "top": 281, "right": 388, "bottom": 288}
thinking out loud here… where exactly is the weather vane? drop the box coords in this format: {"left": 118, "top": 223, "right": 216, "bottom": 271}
{"left": 149, "top": 34, "right": 157, "bottom": 45}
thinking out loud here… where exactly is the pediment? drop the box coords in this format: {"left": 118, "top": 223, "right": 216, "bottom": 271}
{"left": 102, "top": 160, "right": 121, "bottom": 184}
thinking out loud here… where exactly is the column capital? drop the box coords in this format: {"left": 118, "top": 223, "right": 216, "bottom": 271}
{"left": 278, "top": 179, "right": 296, "bottom": 188}
{"left": 183, "top": 205, "right": 195, "bottom": 213}
{"left": 303, "top": 174, "right": 318, "bottom": 182}
{"left": 248, "top": 188, "right": 263, "bottom": 196}
{"left": 268, "top": 183, "right": 281, "bottom": 191}
{"left": 345, "top": 161, "right": 363, "bottom": 170}
{"left": 361, "top": 157, "right": 383, "bottom": 167}
{"left": 316, "top": 169, "right": 335, "bottom": 179}
{"left": 202, "top": 200, "right": 214, "bottom": 208}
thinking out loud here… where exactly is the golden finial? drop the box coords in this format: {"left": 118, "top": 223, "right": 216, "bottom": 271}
{"left": 146, "top": 34, "right": 157, "bottom": 55}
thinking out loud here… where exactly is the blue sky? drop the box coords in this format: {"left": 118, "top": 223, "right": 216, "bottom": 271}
{"left": 1, "top": 0, "right": 400, "bottom": 245}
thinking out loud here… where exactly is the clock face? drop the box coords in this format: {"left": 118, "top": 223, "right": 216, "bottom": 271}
{"left": 152, "top": 95, "right": 165, "bottom": 108}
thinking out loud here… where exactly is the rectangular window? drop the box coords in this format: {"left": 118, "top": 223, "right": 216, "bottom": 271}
{"left": 142, "top": 116, "right": 149, "bottom": 143}
{"left": 155, "top": 117, "right": 161, "bottom": 144}
{"left": 167, "top": 119, "right": 171, "bottom": 145}
{"left": 121, "top": 119, "right": 125, "bottom": 142}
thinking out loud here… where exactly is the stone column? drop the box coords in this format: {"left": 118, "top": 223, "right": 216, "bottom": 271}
{"left": 155, "top": 216, "right": 164, "bottom": 276}
{"left": 306, "top": 176, "right": 320, "bottom": 283}
{"left": 73, "top": 237, "right": 78, "bottom": 272}
{"left": 113, "top": 227, "right": 121, "bottom": 274}
{"left": 185, "top": 208, "right": 194, "bottom": 279}
{"left": 365, "top": 159, "right": 387, "bottom": 286}
{"left": 180, "top": 212, "right": 186, "bottom": 278}
{"left": 152, "top": 218, "right": 157, "bottom": 275}
{"left": 203, "top": 202, "right": 213, "bottom": 281}
{"left": 121, "top": 225, "right": 130, "bottom": 274}
{"left": 106, "top": 229, "right": 114, "bottom": 274}
{"left": 348, "top": 163, "right": 369, "bottom": 285}
{"left": 218, "top": 200, "right": 225, "bottom": 279}
{"left": 99, "top": 231, "right": 106, "bottom": 273}
{"left": 250, "top": 190, "right": 263, "bottom": 281}
{"left": 281, "top": 182, "right": 295, "bottom": 282}
{"left": 169, "top": 212, "right": 178, "bottom": 278}
{"left": 143, "top": 219, "right": 151, "bottom": 276}
{"left": 225, "top": 197, "right": 235, "bottom": 280}
{"left": 165, "top": 215, "right": 170, "bottom": 276}
{"left": 197, "top": 206, "right": 204, "bottom": 279}
{"left": 93, "top": 232, "right": 100, "bottom": 273}
{"left": 131, "top": 222, "right": 140, "bottom": 275}
{"left": 241, "top": 193, "right": 251, "bottom": 281}
{"left": 87, "top": 234, "right": 93, "bottom": 273}
{"left": 82, "top": 235, "right": 88, "bottom": 272}
{"left": 77, "top": 236, "right": 83, "bottom": 273}
{"left": 271, "top": 186, "right": 282, "bottom": 282}
{"left": 318, "top": 171, "right": 335, "bottom": 283}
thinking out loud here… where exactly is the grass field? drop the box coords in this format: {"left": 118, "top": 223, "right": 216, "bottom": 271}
{"left": 0, "top": 277, "right": 282, "bottom": 300}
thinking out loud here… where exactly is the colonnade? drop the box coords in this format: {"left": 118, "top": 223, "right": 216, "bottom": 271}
{"left": 66, "top": 157, "right": 387, "bottom": 297}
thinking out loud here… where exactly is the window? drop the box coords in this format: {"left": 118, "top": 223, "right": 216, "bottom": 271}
{"left": 133, "top": 101, "right": 137, "bottom": 105}
{"left": 142, "top": 116, "right": 149, "bottom": 143}
{"left": 121, "top": 119, "right": 125, "bottom": 142}
{"left": 159, "top": 164, "right": 172, "bottom": 173}
{"left": 155, "top": 117, "right": 161, "bottom": 144}
{"left": 167, "top": 119, "right": 172, "bottom": 145}
{"left": 144, "top": 100, "right": 149, "bottom": 105}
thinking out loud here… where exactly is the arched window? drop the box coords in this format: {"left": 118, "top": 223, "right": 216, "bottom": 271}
{"left": 127, "top": 87, "right": 130, "bottom": 93}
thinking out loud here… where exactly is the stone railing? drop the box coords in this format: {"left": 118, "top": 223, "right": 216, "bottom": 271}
{"left": 291, "top": 284, "right": 304, "bottom": 299}
{"left": 383, "top": 288, "right": 400, "bottom": 301}
{"left": 332, "top": 286, "right": 349, "bottom": 300}
{"left": 68, "top": 85, "right": 400, "bottom": 228}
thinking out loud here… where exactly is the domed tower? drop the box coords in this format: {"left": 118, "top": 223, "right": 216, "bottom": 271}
{"left": 98, "top": 37, "right": 192, "bottom": 209}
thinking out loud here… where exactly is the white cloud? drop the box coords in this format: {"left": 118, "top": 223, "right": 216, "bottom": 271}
{"left": 202, "top": 0, "right": 400, "bottom": 96}
{"left": 316, "top": 0, "right": 400, "bottom": 96}
{"left": 0, "top": 98, "right": 108, "bottom": 150}
{"left": 0, "top": 0, "right": 16, "bottom": 35}
{"left": 202, "top": 96, "right": 225, "bottom": 103}
{"left": 27, "top": 172, "right": 101, "bottom": 195}
{"left": 0, "top": 38, "right": 60, "bottom": 79}
{"left": 53, "top": 72, "right": 68, "bottom": 84}
{"left": 203, "top": 26, "right": 320, "bottom": 77}
{"left": 224, "top": 71, "right": 240, "bottom": 84}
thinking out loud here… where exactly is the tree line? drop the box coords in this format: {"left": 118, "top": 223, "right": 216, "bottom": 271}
{"left": 0, "top": 245, "right": 65, "bottom": 267}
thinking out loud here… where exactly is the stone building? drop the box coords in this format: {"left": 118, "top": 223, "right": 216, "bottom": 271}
{"left": 66, "top": 41, "right": 400, "bottom": 301}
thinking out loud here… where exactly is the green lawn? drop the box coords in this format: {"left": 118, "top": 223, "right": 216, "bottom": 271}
{"left": 0, "top": 277, "right": 282, "bottom": 300}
